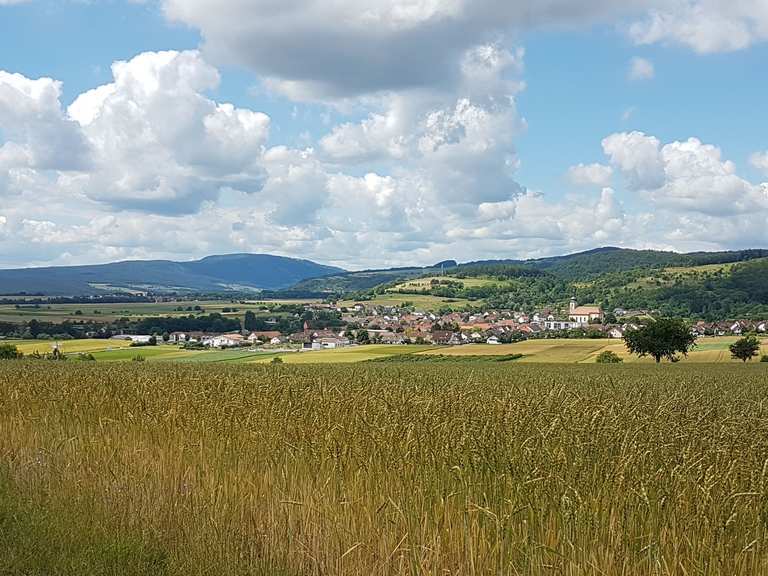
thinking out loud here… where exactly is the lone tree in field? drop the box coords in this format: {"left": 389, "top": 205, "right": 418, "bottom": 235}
{"left": 623, "top": 318, "right": 696, "bottom": 363}
{"left": 730, "top": 335, "right": 761, "bottom": 363}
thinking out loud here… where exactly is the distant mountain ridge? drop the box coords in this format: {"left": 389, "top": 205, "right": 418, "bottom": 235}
{"left": 0, "top": 254, "right": 344, "bottom": 296}
{"left": 3, "top": 247, "right": 768, "bottom": 299}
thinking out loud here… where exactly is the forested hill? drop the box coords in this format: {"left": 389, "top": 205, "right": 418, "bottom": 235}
{"left": 290, "top": 247, "right": 768, "bottom": 320}
{"left": 524, "top": 247, "right": 768, "bottom": 280}
{"left": 292, "top": 248, "right": 768, "bottom": 292}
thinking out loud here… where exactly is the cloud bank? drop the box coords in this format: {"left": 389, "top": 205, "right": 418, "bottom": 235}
{"left": 1, "top": 0, "right": 767, "bottom": 269}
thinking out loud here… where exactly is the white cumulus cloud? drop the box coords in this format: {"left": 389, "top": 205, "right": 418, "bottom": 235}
{"left": 67, "top": 50, "right": 270, "bottom": 213}
{"left": 604, "top": 132, "right": 768, "bottom": 215}
{"left": 567, "top": 163, "right": 614, "bottom": 187}
{"left": 750, "top": 151, "right": 768, "bottom": 176}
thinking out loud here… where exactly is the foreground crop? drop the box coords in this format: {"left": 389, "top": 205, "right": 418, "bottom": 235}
{"left": 1, "top": 362, "right": 768, "bottom": 575}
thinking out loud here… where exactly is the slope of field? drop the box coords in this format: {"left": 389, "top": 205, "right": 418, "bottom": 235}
{"left": 389, "top": 276, "right": 500, "bottom": 293}
{"left": 338, "top": 293, "right": 469, "bottom": 311}
{"left": 257, "top": 344, "right": 437, "bottom": 364}
{"left": 0, "top": 300, "right": 306, "bottom": 324}
{"left": 420, "top": 336, "right": 768, "bottom": 363}
{"left": 9, "top": 339, "right": 134, "bottom": 355}
{"left": 2, "top": 362, "right": 768, "bottom": 575}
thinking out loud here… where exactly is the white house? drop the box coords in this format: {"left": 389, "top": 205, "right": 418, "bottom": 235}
{"left": 111, "top": 334, "right": 153, "bottom": 344}
{"left": 316, "top": 337, "right": 351, "bottom": 349}
{"left": 543, "top": 320, "right": 582, "bottom": 331}
{"left": 205, "top": 334, "right": 245, "bottom": 348}
{"left": 609, "top": 327, "right": 624, "bottom": 339}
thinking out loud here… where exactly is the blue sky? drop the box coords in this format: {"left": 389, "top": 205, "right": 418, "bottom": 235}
{"left": 0, "top": 0, "right": 766, "bottom": 269}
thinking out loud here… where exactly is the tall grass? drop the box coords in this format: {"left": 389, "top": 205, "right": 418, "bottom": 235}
{"left": 1, "top": 362, "right": 768, "bottom": 575}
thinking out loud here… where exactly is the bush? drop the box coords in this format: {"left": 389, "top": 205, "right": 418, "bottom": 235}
{"left": 270, "top": 357, "right": 284, "bottom": 365}
{"left": 596, "top": 350, "right": 623, "bottom": 364}
{"left": 132, "top": 355, "right": 146, "bottom": 362}
{"left": 0, "top": 344, "right": 23, "bottom": 360}
{"left": 761, "top": 355, "right": 768, "bottom": 363}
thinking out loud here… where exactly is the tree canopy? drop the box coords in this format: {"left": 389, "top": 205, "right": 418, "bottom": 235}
{"left": 729, "top": 335, "right": 761, "bottom": 363}
{"left": 624, "top": 318, "right": 696, "bottom": 363}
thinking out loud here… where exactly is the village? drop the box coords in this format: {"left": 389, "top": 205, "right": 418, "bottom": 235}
{"left": 110, "top": 297, "right": 768, "bottom": 351}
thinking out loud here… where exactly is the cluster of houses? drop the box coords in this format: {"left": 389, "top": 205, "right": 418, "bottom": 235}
{"left": 109, "top": 298, "right": 768, "bottom": 350}
{"left": 112, "top": 330, "right": 285, "bottom": 348}
{"left": 691, "top": 320, "right": 768, "bottom": 336}
{"left": 336, "top": 297, "right": 613, "bottom": 345}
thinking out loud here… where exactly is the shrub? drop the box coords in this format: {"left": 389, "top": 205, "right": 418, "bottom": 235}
{"left": 761, "top": 355, "right": 768, "bottom": 363}
{"left": 270, "top": 357, "right": 284, "bottom": 365}
{"left": 596, "top": 350, "right": 623, "bottom": 364}
{"left": 0, "top": 344, "right": 23, "bottom": 360}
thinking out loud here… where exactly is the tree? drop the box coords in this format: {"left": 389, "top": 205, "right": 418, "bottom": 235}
{"left": 244, "top": 311, "right": 257, "bottom": 331}
{"left": 623, "top": 318, "right": 696, "bottom": 363}
{"left": 356, "top": 330, "right": 370, "bottom": 344}
{"left": 0, "top": 344, "right": 23, "bottom": 360}
{"left": 730, "top": 335, "right": 761, "bottom": 363}
{"left": 595, "top": 350, "right": 623, "bottom": 364}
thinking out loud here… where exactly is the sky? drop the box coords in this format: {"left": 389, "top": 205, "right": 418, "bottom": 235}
{"left": 0, "top": 0, "right": 766, "bottom": 270}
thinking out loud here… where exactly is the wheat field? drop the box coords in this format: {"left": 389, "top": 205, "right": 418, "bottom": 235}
{"left": 2, "top": 361, "right": 768, "bottom": 575}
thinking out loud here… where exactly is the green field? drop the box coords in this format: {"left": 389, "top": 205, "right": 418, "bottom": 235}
{"left": 92, "top": 346, "right": 282, "bottom": 364}
{"left": 0, "top": 299, "right": 313, "bottom": 324}
{"left": 10, "top": 338, "right": 134, "bottom": 355}
{"left": 2, "top": 362, "right": 768, "bottom": 574}
{"left": 339, "top": 293, "right": 470, "bottom": 311}
{"left": 390, "top": 275, "right": 501, "bottom": 293}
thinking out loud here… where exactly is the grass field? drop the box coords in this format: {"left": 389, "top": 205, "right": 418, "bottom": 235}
{"left": 91, "top": 346, "right": 282, "bottom": 363}
{"left": 260, "top": 344, "right": 438, "bottom": 364}
{"left": 390, "top": 275, "right": 501, "bottom": 293}
{"left": 9, "top": 338, "right": 134, "bottom": 355}
{"left": 6, "top": 336, "right": 766, "bottom": 364}
{"left": 339, "top": 293, "right": 470, "bottom": 311}
{"left": 2, "top": 362, "right": 768, "bottom": 575}
{"left": 0, "top": 299, "right": 314, "bottom": 324}
{"left": 628, "top": 260, "right": 766, "bottom": 289}
{"left": 419, "top": 336, "right": 768, "bottom": 363}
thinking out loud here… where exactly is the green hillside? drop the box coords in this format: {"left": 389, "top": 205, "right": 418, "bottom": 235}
{"left": 294, "top": 248, "right": 768, "bottom": 320}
